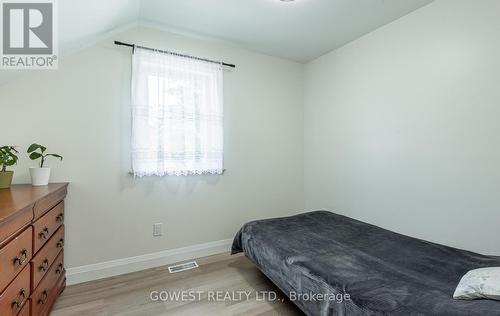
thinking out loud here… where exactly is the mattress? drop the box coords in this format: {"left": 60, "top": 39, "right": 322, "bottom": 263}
{"left": 231, "top": 211, "right": 500, "bottom": 316}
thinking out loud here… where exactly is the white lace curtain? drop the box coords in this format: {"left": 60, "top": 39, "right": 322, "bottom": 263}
{"left": 131, "top": 47, "right": 224, "bottom": 176}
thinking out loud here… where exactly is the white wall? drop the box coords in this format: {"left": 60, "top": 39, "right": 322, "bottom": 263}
{"left": 1, "top": 26, "right": 304, "bottom": 268}
{"left": 304, "top": 0, "right": 500, "bottom": 255}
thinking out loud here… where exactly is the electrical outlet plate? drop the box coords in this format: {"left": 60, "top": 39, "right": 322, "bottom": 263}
{"left": 153, "top": 223, "right": 162, "bottom": 236}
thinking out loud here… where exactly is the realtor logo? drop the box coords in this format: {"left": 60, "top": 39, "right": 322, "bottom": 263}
{"left": 1, "top": 0, "right": 58, "bottom": 69}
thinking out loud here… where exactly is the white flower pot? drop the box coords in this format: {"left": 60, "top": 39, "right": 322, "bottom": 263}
{"left": 29, "top": 167, "right": 51, "bottom": 186}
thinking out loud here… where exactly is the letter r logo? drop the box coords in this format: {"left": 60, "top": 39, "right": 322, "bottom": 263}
{"left": 2, "top": 2, "right": 53, "bottom": 54}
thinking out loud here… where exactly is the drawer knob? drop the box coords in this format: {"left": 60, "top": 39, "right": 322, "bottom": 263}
{"left": 39, "top": 227, "right": 49, "bottom": 239}
{"left": 19, "top": 288, "right": 25, "bottom": 300}
{"left": 57, "top": 238, "right": 64, "bottom": 248}
{"left": 11, "top": 299, "right": 20, "bottom": 310}
{"left": 56, "top": 213, "right": 64, "bottom": 222}
{"left": 38, "top": 290, "right": 49, "bottom": 305}
{"left": 56, "top": 263, "right": 64, "bottom": 275}
{"left": 10, "top": 288, "right": 25, "bottom": 310}
{"left": 12, "top": 249, "right": 28, "bottom": 266}
{"left": 39, "top": 258, "right": 49, "bottom": 272}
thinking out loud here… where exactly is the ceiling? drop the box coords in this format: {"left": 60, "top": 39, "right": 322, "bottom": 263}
{"left": 138, "top": 0, "right": 434, "bottom": 62}
{"left": 58, "top": 0, "right": 433, "bottom": 63}
{"left": 1, "top": 0, "right": 434, "bottom": 85}
{"left": 59, "top": 0, "right": 140, "bottom": 56}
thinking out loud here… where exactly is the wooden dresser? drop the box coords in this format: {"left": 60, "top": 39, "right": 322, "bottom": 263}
{"left": 0, "top": 183, "right": 68, "bottom": 316}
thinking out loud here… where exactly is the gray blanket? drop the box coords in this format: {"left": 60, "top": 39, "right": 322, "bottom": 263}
{"left": 231, "top": 211, "right": 500, "bottom": 316}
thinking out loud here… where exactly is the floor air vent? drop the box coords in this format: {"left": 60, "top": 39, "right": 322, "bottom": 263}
{"left": 168, "top": 261, "right": 199, "bottom": 273}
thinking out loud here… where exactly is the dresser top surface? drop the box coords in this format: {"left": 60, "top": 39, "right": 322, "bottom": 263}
{"left": 0, "top": 183, "right": 68, "bottom": 223}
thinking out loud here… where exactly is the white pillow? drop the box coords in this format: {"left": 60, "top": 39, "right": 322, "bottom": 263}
{"left": 454, "top": 267, "right": 500, "bottom": 301}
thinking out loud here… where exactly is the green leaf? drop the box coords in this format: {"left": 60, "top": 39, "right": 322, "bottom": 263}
{"left": 29, "top": 152, "right": 43, "bottom": 160}
{"left": 5, "top": 159, "right": 16, "bottom": 166}
{"left": 0, "top": 146, "right": 19, "bottom": 169}
{"left": 46, "top": 154, "right": 63, "bottom": 161}
{"left": 27, "top": 143, "right": 41, "bottom": 153}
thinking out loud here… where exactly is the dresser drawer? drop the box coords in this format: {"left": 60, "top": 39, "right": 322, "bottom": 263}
{"left": 33, "top": 186, "right": 67, "bottom": 220}
{"left": 0, "top": 227, "right": 32, "bottom": 293}
{"left": 31, "top": 226, "right": 64, "bottom": 290}
{"left": 17, "top": 299, "right": 30, "bottom": 316}
{"left": 33, "top": 273, "right": 65, "bottom": 316}
{"left": 33, "top": 201, "right": 64, "bottom": 254}
{"left": 0, "top": 265, "right": 30, "bottom": 316}
{"left": 0, "top": 205, "right": 32, "bottom": 249}
{"left": 31, "top": 251, "right": 64, "bottom": 316}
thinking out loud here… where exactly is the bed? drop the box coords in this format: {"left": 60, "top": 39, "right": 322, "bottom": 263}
{"left": 231, "top": 211, "right": 500, "bottom": 316}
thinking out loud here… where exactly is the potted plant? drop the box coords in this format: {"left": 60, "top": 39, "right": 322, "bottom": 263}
{"left": 0, "top": 146, "right": 19, "bottom": 189}
{"left": 27, "top": 143, "right": 63, "bottom": 186}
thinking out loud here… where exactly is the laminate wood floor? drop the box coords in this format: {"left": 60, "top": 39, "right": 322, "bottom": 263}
{"left": 52, "top": 253, "right": 304, "bottom": 316}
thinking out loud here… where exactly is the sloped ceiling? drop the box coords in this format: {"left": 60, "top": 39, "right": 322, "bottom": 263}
{"left": 139, "top": 0, "right": 434, "bottom": 63}
{"left": 28, "top": 0, "right": 435, "bottom": 62}
{"left": 0, "top": 0, "right": 140, "bottom": 84}
{"left": 0, "top": 0, "right": 434, "bottom": 83}
{"left": 59, "top": 0, "right": 140, "bottom": 56}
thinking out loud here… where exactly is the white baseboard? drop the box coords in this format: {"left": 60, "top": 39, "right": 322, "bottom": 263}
{"left": 66, "top": 238, "right": 233, "bottom": 285}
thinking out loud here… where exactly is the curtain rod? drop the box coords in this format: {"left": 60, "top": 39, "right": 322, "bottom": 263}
{"left": 114, "top": 41, "right": 236, "bottom": 68}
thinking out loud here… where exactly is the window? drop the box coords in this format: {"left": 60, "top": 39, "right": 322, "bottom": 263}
{"left": 130, "top": 47, "right": 223, "bottom": 176}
